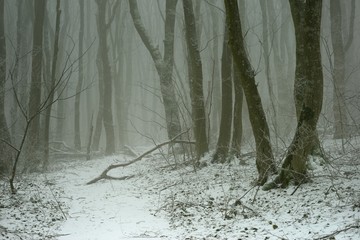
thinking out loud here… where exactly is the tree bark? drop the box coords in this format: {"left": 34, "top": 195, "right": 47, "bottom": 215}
{"left": 277, "top": 0, "right": 323, "bottom": 185}
{"left": 231, "top": 60, "right": 243, "bottom": 158}
{"left": 26, "top": 0, "right": 46, "bottom": 172}
{"left": 330, "top": 0, "right": 349, "bottom": 139}
{"left": 213, "top": 26, "right": 232, "bottom": 163}
{"left": 0, "top": 0, "right": 12, "bottom": 175}
{"left": 259, "top": 0, "right": 278, "bottom": 145}
{"left": 183, "top": 0, "right": 208, "bottom": 160}
{"left": 129, "top": 0, "right": 182, "bottom": 140}
{"left": 74, "top": 0, "right": 85, "bottom": 150}
{"left": 43, "top": 0, "right": 61, "bottom": 169}
{"left": 95, "top": 0, "right": 116, "bottom": 155}
{"left": 224, "top": 0, "right": 276, "bottom": 185}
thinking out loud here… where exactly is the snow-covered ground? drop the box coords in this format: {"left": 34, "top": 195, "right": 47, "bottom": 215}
{"left": 1, "top": 138, "right": 359, "bottom": 240}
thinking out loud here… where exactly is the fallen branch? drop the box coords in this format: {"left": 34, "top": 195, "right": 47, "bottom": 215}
{"left": 86, "top": 132, "right": 195, "bottom": 185}
{"left": 313, "top": 224, "right": 359, "bottom": 240}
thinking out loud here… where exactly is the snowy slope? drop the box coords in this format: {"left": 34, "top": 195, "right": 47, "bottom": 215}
{"left": 1, "top": 138, "right": 359, "bottom": 240}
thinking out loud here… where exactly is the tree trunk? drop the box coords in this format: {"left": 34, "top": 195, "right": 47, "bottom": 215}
{"left": 183, "top": 0, "right": 208, "bottom": 160}
{"left": 74, "top": 0, "right": 85, "bottom": 150}
{"left": 259, "top": 0, "right": 278, "bottom": 146}
{"left": 95, "top": 0, "right": 115, "bottom": 155}
{"left": 208, "top": 0, "right": 221, "bottom": 143}
{"left": 55, "top": 0, "right": 69, "bottom": 142}
{"left": 43, "top": 0, "right": 61, "bottom": 169}
{"left": 277, "top": 0, "right": 323, "bottom": 186}
{"left": 290, "top": 0, "right": 321, "bottom": 154}
{"left": 26, "top": 0, "right": 46, "bottom": 172}
{"left": 213, "top": 26, "right": 232, "bottom": 163}
{"left": 0, "top": 0, "right": 12, "bottom": 175}
{"left": 330, "top": 0, "right": 348, "bottom": 139}
{"left": 231, "top": 60, "right": 243, "bottom": 158}
{"left": 129, "top": 0, "right": 182, "bottom": 140}
{"left": 224, "top": 0, "right": 276, "bottom": 185}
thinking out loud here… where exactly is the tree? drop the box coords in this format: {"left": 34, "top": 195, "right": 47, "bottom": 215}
{"left": 94, "top": 0, "right": 118, "bottom": 155}
{"left": 329, "top": 0, "right": 355, "bottom": 139}
{"left": 212, "top": 26, "right": 232, "bottom": 163}
{"left": 25, "top": 0, "right": 46, "bottom": 172}
{"left": 259, "top": 0, "right": 278, "bottom": 144}
{"left": 183, "top": 0, "right": 208, "bottom": 160}
{"left": 43, "top": 0, "right": 61, "bottom": 169}
{"left": 224, "top": 0, "right": 276, "bottom": 185}
{"left": 74, "top": 0, "right": 85, "bottom": 150}
{"left": 129, "top": 0, "right": 182, "bottom": 140}
{"left": 231, "top": 60, "right": 243, "bottom": 158}
{"left": 276, "top": 0, "right": 323, "bottom": 186}
{"left": 0, "top": 0, "right": 13, "bottom": 175}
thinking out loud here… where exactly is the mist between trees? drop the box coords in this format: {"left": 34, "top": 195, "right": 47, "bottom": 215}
{"left": 0, "top": 0, "right": 359, "bottom": 191}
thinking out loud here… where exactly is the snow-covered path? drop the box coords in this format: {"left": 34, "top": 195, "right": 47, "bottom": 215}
{"left": 49, "top": 156, "right": 171, "bottom": 240}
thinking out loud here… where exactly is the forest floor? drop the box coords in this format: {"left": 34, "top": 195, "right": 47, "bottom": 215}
{"left": 1, "top": 137, "right": 360, "bottom": 240}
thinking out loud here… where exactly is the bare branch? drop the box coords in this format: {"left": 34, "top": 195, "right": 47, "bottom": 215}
{"left": 87, "top": 130, "right": 194, "bottom": 185}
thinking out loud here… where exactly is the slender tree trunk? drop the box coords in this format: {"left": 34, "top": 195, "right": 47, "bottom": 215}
{"left": 213, "top": 26, "right": 232, "bottom": 163}
{"left": 259, "top": 0, "right": 278, "bottom": 144}
{"left": 43, "top": 0, "right": 61, "bottom": 169}
{"left": 0, "top": 0, "right": 12, "bottom": 175}
{"left": 129, "top": 0, "right": 182, "bottom": 140}
{"left": 231, "top": 60, "right": 243, "bottom": 158}
{"left": 277, "top": 0, "right": 323, "bottom": 186}
{"left": 183, "top": 0, "right": 208, "bottom": 160}
{"left": 208, "top": 0, "right": 221, "bottom": 143}
{"left": 224, "top": 0, "right": 276, "bottom": 185}
{"left": 330, "top": 0, "right": 348, "bottom": 139}
{"left": 55, "top": 0, "right": 69, "bottom": 142}
{"left": 26, "top": 0, "right": 46, "bottom": 172}
{"left": 74, "top": 0, "right": 85, "bottom": 150}
{"left": 95, "top": 0, "right": 115, "bottom": 155}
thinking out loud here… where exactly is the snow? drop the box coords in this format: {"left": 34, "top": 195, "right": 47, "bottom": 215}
{"left": 1, "top": 138, "right": 359, "bottom": 240}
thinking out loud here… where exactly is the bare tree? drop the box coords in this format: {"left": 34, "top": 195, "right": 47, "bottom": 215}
{"left": 74, "top": 0, "right": 85, "bottom": 150}
{"left": 183, "top": 0, "right": 208, "bottom": 160}
{"left": 0, "top": 0, "right": 12, "bottom": 175}
{"left": 212, "top": 26, "right": 232, "bottom": 163}
{"left": 25, "top": 0, "right": 47, "bottom": 172}
{"left": 94, "top": 0, "right": 118, "bottom": 155}
{"left": 224, "top": 0, "right": 276, "bottom": 185}
{"left": 329, "top": 0, "right": 355, "bottom": 139}
{"left": 231, "top": 60, "right": 243, "bottom": 158}
{"left": 43, "top": 0, "right": 61, "bottom": 169}
{"left": 276, "top": 0, "right": 323, "bottom": 186}
{"left": 129, "top": 0, "right": 182, "bottom": 140}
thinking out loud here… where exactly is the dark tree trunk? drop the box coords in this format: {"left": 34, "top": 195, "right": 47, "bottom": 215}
{"left": 43, "top": 0, "right": 61, "bottom": 169}
{"left": 277, "top": 0, "right": 323, "bottom": 186}
{"left": 26, "top": 0, "right": 46, "bottom": 172}
{"left": 183, "top": 0, "right": 208, "bottom": 160}
{"left": 74, "top": 0, "right": 85, "bottom": 150}
{"left": 224, "top": 0, "right": 276, "bottom": 185}
{"left": 231, "top": 61, "right": 243, "bottom": 158}
{"left": 289, "top": 0, "right": 321, "bottom": 154}
{"left": 95, "top": 0, "right": 116, "bottom": 155}
{"left": 0, "top": 0, "right": 12, "bottom": 175}
{"left": 213, "top": 26, "right": 232, "bottom": 163}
